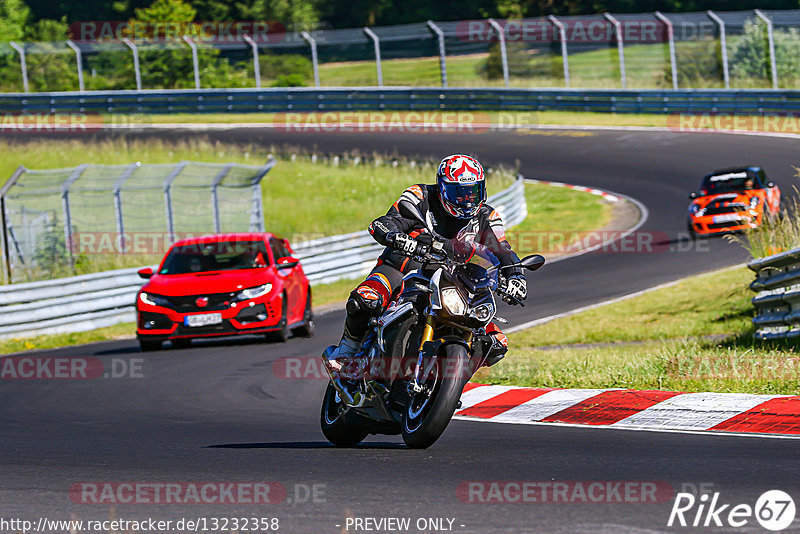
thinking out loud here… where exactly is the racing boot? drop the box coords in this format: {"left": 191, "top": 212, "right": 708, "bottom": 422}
{"left": 323, "top": 335, "right": 361, "bottom": 375}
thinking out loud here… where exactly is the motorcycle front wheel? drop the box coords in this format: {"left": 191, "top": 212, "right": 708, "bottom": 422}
{"left": 401, "top": 343, "right": 469, "bottom": 449}
{"left": 320, "top": 382, "right": 369, "bottom": 446}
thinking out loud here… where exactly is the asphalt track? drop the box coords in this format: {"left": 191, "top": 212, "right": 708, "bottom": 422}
{"left": 2, "top": 127, "right": 800, "bottom": 533}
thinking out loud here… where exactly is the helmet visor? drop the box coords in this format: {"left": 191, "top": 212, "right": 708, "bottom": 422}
{"left": 441, "top": 181, "right": 485, "bottom": 212}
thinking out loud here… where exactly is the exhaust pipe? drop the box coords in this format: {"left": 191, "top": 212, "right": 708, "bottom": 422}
{"left": 321, "top": 346, "right": 358, "bottom": 406}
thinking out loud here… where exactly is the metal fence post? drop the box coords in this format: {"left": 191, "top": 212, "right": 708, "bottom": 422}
{"left": 242, "top": 34, "right": 261, "bottom": 88}
{"left": 122, "top": 38, "right": 142, "bottom": 91}
{"left": 363, "top": 27, "right": 383, "bottom": 87}
{"left": 163, "top": 162, "right": 187, "bottom": 244}
{"left": 548, "top": 15, "right": 570, "bottom": 87}
{"left": 60, "top": 164, "right": 88, "bottom": 266}
{"left": 0, "top": 166, "right": 25, "bottom": 283}
{"left": 65, "top": 40, "right": 85, "bottom": 92}
{"left": 707, "top": 11, "right": 730, "bottom": 89}
{"left": 250, "top": 158, "right": 276, "bottom": 232}
{"left": 755, "top": 9, "right": 778, "bottom": 89}
{"left": 9, "top": 42, "right": 28, "bottom": 93}
{"left": 182, "top": 36, "right": 201, "bottom": 89}
{"left": 211, "top": 164, "right": 233, "bottom": 234}
{"left": 487, "top": 18, "right": 509, "bottom": 88}
{"left": 112, "top": 163, "right": 139, "bottom": 253}
{"left": 604, "top": 14, "right": 626, "bottom": 89}
{"left": 301, "top": 31, "right": 320, "bottom": 87}
{"left": 427, "top": 21, "right": 447, "bottom": 88}
{"left": 655, "top": 12, "right": 678, "bottom": 89}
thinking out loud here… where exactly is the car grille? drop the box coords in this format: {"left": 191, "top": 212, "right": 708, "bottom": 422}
{"left": 166, "top": 292, "right": 237, "bottom": 312}
{"left": 708, "top": 221, "right": 745, "bottom": 230}
{"left": 703, "top": 203, "right": 747, "bottom": 216}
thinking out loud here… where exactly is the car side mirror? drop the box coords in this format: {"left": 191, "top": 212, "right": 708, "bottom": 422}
{"left": 688, "top": 192, "right": 698, "bottom": 199}
{"left": 277, "top": 257, "right": 300, "bottom": 270}
{"left": 767, "top": 181, "right": 775, "bottom": 188}
{"left": 520, "top": 254, "right": 546, "bottom": 272}
{"left": 138, "top": 267, "right": 153, "bottom": 279}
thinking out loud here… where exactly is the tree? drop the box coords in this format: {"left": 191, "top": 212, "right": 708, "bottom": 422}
{"left": 0, "top": 0, "right": 28, "bottom": 41}
{"left": 730, "top": 20, "right": 800, "bottom": 86}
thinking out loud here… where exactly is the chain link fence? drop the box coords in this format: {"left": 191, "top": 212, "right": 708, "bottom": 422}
{"left": 0, "top": 160, "right": 274, "bottom": 284}
{"left": 0, "top": 9, "right": 799, "bottom": 93}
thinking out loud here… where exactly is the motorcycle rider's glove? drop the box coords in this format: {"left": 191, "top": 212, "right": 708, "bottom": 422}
{"left": 388, "top": 232, "right": 427, "bottom": 256}
{"left": 500, "top": 274, "right": 527, "bottom": 305}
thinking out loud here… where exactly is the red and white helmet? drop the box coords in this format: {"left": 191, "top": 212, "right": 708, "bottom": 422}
{"left": 436, "top": 154, "right": 486, "bottom": 219}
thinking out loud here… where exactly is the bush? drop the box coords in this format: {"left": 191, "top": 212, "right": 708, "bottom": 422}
{"left": 259, "top": 54, "right": 312, "bottom": 86}
{"left": 729, "top": 20, "right": 800, "bottom": 85}
{"left": 663, "top": 39, "right": 722, "bottom": 87}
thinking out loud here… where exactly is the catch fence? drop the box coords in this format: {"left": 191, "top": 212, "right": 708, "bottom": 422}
{"left": 1, "top": 10, "right": 800, "bottom": 93}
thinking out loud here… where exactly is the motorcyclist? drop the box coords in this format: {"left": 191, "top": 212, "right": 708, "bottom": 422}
{"left": 326, "top": 154, "right": 528, "bottom": 370}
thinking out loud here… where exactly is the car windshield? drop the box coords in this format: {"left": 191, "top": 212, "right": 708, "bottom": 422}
{"left": 699, "top": 172, "right": 761, "bottom": 195}
{"left": 159, "top": 240, "right": 270, "bottom": 275}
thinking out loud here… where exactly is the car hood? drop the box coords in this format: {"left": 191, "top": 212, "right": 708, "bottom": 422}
{"left": 143, "top": 268, "right": 274, "bottom": 296}
{"left": 692, "top": 190, "right": 764, "bottom": 209}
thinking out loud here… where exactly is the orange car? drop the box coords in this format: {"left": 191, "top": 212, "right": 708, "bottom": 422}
{"left": 688, "top": 166, "right": 780, "bottom": 238}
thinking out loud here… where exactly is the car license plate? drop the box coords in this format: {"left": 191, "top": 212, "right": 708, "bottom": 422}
{"left": 713, "top": 214, "right": 741, "bottom": 224}
{"left": 184, "top": 313, "right": 223, "bottom": 327}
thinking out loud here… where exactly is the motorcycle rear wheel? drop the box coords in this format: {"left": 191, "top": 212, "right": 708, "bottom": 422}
{"left": 401, "top": 343, "right": 469, "bottom": 449}
{"left": 320, "top": 383, "right": 369, "bottom": 446}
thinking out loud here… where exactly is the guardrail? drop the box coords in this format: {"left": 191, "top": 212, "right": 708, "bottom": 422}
{"left": 1, "top": 87, "right": 799, "bottom": 116}
{"left": 749, "top": 246, "right": 800, "bottom": 340}
{"left": 0, "top": 176, "right": 527, "bottom": 339}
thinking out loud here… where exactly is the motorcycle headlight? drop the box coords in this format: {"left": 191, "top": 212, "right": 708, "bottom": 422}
{"left": 139, "top": 292, "right": 171, "bottom": 307}
{"left": 441, "top": 288, "right": 467, "bottom": 316}
{"left": 236, "top": 283, "right": 272, "bottom": 301}
{"left": 472, "top": 302, "right": 495, "bottom": 322}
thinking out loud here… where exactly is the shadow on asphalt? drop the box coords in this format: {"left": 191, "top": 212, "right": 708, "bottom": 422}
{"left": 206, "top": 441, "right": 407, "bottom": 450}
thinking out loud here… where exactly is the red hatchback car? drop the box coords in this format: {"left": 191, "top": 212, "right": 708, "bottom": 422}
{"left": 135, "top": 233, "right": 312, "bottom": 351}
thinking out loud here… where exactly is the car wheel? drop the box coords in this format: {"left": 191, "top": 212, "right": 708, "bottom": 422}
{"left": 171, "top": 338, "right": 191, "bottom": 349}
{"left": 139, "top": 339, "right": 162, "bottom": 352}
{"left": 267, "top": 294, "right": 290, "bottom": 343}
{"left": 687, "top": 221, "right": 697, "bottom": 241}
{"left": 293, "top": 291, "right": 314, "bottom": 338}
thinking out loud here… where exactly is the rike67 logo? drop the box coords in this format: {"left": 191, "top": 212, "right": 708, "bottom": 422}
{"left": 668, "top": 490, "right": 796, "bottom": 531}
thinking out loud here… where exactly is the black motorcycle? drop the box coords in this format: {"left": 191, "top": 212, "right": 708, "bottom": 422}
{"left": 320, "top": 207, "right": 544, "bottom": 448}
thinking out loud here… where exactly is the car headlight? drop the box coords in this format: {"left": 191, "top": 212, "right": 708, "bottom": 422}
{"left": 749, "top": 196, "right": 762, "bottom": 208}
{"left": 139, "top": 292, "right": 171, "bottom": 307}
{"left": 441, "top": 288, "right": 467, "bottom": 316}
{"left": 235, "top": 283, "right": 272, "bottom": 301}
{"left": 689, "top": 203, "right": 703, "bottom": 216}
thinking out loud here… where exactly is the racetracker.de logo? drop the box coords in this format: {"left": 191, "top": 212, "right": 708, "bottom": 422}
{"left": 69, "top": 482, "right": 287, "bottom": 505}
{"left": 456, "top": 19, "right": 667, "bottom": 43}
{"left": 457, "top": 481, "right": 674, "bottom": 503}
{"left": 0, "top": 113, "right": 149, "bottom": 134}
{"left": 0, "top": 357, "right": 142, "bottom": 380}
{"left": 70, "top": 21, "right": 288, "bottom": 44}
{"left": 668, "top": 113, "right": 800, "bottom": 135}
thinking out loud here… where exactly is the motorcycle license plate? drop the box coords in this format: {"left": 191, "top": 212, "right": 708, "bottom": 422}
{"left": 184, "top": 313, "right": 222, "bottom": 327}
{"left": 712, "top": 214, "right": 741, "bottom": 224}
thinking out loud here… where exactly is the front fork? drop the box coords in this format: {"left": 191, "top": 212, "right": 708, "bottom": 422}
{"left": 409, "top": 316, "right": 474, "bottom": 394}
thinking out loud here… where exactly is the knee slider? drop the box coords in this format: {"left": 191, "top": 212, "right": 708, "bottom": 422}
{"left": 347, "top": 287, "right": 384, "bottom": 318}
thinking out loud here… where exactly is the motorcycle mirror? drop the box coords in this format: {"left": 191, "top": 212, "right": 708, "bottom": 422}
{"left": 520, "top": 254, "right": 546, "bottom": 271}
{"left": 399, "top": 200, "right": 433, "bottom": 233}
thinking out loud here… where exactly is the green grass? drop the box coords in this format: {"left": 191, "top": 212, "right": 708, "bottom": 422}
{"left": 314, "top": 45, "right": 671, "bottom": 89}
{"left": 507, "top": 183, "right": 613, "bottom": 258}
{"left": 475, "top": 266, "right": 800, "bottom": 394}
{"left": 131, "top": 110, "right": 675, "bottom": 128}
{"left": 0, "top": 322, "right": 135, "bottom": 354}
